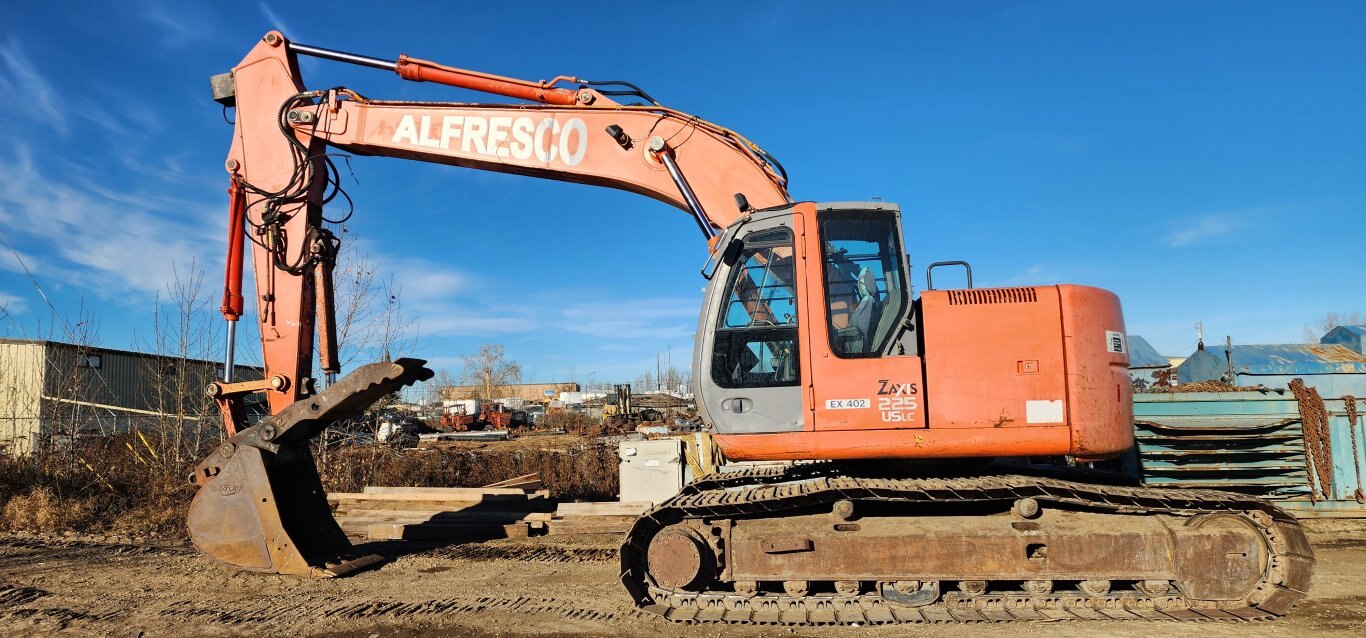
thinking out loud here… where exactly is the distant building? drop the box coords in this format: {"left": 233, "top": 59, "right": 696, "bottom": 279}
{"left": 1127, "top": 335, "right": 1173, "bottom": 391}
{"left": 1320, "top": 325, "right": 1366, "bottom": 355}
{"left": 1175, "top": 327, "right": 1366, "bottom": 397}
{"left": 442, "top": 381, "right": 580, "bottom": 403}
{"left": 0, "top": 338, "right": 261, "bottom": 457}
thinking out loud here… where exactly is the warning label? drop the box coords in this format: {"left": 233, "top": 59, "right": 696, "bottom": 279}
{"left": 1106, "top": 331, "right": 1127, "bottom": 354}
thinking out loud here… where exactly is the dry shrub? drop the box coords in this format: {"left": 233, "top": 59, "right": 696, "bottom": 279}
{"left": 0, "top": 487, "right": 97, "bottom": 532}
{"left": 0, "top": 431, "right": 621, "bottom": 537}
{"left": 0, "top": 433, "right": 199, "bottom": 536}
{"left": 319, "top": 442, "right": 620, "bottom": 501}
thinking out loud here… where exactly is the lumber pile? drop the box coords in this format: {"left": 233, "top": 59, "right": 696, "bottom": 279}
{"left": 329, "top": 475, "right": 554, "bottom": 541}
{"left": 546, "top": 501, "right": 652, "bottom": 537}
{"left": 328, "top": 473, "right": 654, "bottom": 541}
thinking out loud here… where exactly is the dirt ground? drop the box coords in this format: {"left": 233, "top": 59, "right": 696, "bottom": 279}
{"left": 1, "top": 520, "right": 1364, "bottom": 638}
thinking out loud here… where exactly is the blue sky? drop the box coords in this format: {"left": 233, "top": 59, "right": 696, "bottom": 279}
{"left": 1, "top": 1, "right": 1362, "bottom": 386}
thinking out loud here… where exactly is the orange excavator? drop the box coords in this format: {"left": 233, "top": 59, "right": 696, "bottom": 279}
{"left": 190, "top": 32, "right": 1312, "bottom": 624}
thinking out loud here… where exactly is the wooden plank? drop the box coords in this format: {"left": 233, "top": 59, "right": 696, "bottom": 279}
{"left": 334, "top": 509, "right": 553, "bottom": 523}
{"left": 336, "top": 508, "right": 554, "bottom": 520}
{"left": 327, "top": 491, "right": 546, "bottom": 508}
{"left": 366, "top": 522, "right": 530, "bottom": 541}
{"left": 331, "top": 498, "right": 556, "bottom": 513}
{"left": 546, "top": 518, "right": 635, "bottom": 536}
{"left": 484, "top": 473, "right": 543, "bottom": 490}
{"left": 553, "top": 501, "right": 651, "bottom": 517}
{"left": 359, "top": 487, "right": 549, "bottom": 497}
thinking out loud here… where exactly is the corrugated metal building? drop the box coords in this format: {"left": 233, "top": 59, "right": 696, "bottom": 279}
{"left": 1320, "top": 325, "right": 1366, "bottom": 355}
{"left": 1176, "top": 340, "right": 1366, "bottom": 396}
{"left": 1127, "top": 335, "right": 1173, "bottom": 391}
{"left": 0, "top": 339, "right": 261, "bottom": 456}
{"left": 1134, "top": 326, "right": 1366, "bottom": 516}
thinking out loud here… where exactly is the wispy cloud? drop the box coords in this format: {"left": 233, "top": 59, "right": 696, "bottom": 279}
{"left": 0, "top": 144, "right": 221, "bottom": 298}
{"left": 0, "top": 37, "right": 67, "bottom": 135}
{"left": 258, "top": 2, "right": 297, "bottom": 39}
{"left": 1164, "top": 213, "right": 1240, "bottom": 248}
{"left": 560, "top": 297, "right": 698, "bottom": 340}
{"left": 352, "top": 249, "right": 699, "bottom": 344}
{"left": 256, "top": 3, "right": 319, "bottom": 74}
{"left": 0, "top": 291, "right": 27, "bottom": 315}
{"left": 136, "top": 0, "right": 226, "bottom": 49}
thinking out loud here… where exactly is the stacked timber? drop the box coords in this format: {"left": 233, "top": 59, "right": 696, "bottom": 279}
{"left": 330, "top": 473, "right": 655, "bottom": 541}
{"left": 329, "top": 474, "right": 554, "bottom": 541}
{"left": 547, "top": 501, "right": 652, "bottom": 536}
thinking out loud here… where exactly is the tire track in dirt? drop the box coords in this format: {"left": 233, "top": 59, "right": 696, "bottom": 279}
{"left": 157, "top": 594, "right": 643, "bottom": 628}
{"left": 0, "top": 537, "right": 191, "bottom": 560}
{"left": 426, "top": 544, "right": 617, "bottom": 563}
{"left": 0, "top": 584, "right": 129, "bottom": 632}
{"left": 0, "top": 584, "right": 49, "bottom": 607}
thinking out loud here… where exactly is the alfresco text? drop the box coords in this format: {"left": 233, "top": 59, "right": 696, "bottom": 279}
{"left": 391, "top": 115, "right": 588, "bottom": 166}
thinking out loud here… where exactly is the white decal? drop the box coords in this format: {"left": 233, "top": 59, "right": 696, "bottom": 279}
{"left": 391, "top": 115, "right": 588, "bottom": 166}
{"left": 878, "top": 396, "right": 919, "bottom": 422}
{"left": 534, "top": 118, "right": 559, "bottom": 162}
{"left": 1106, "top": 331, "right": 1126, "bottom": 354}
{"left": 1025, "top": 400, "right": 1064, "bottom": 424}
{"left": 826, "top": 398, "right": 870, "bottom": 410}
{"left": 510, "top": 117, "right": 535, "bottom": 159}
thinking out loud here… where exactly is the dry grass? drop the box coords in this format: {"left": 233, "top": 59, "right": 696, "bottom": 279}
{"left": 318, "top": 438, "right": 619, "bottom": 502}
{"left": 0, "top": 433, "right": 620, "bottom": 537}
{"left": 0, "top": 488, "right": 97, "bottom": 531}
{"left": 0, "top": 434, "right": 200, "bottom": 536}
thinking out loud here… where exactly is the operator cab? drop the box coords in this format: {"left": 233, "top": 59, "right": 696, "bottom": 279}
{"left": 694, "top": 202, "right": 918, "bottom": 436}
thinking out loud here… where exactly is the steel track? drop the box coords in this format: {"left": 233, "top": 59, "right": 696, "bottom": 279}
{"left": 619, "top": 464, "right": 1314, "bottom": 625}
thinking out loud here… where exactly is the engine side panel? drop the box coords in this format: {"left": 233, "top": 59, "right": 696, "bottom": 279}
{"left": 919, "top": 286, "right": 1069, "bottom": 430}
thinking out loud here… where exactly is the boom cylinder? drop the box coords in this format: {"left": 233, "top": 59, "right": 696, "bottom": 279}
{"left": 220, "top": 178, "right": 248, "bottom": 383}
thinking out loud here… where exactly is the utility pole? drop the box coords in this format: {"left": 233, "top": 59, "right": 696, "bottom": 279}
{"left": 1224, "top": 336, "right": 1236, "bottom": 385}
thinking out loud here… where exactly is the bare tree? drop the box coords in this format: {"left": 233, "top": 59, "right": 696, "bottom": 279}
{"left": 38, "top": 303, "right": 102, "bottom": 466}
{"left": 428, "top": 368, "right": 457, "bottom": 402}
{"left": 333, "top": 240, "right": 379, "bottom": 368}
{"left": 374, "top": 277, "right": 415, "bottom": 363}
{"left": 459, "top": 345, "right": 522, "bottom": 400}
{"left": 329, "top": 239, "right": 415, "bottom": 370}
{"left": 139, "top": 261, "right": 222, "bottom": 465}
{"left": 1303, "top": 311, "right": 1365, "bottom": 343}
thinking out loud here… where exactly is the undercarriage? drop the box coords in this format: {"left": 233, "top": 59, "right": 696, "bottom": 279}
{"left": 621, "top": 464, "right": 1314, "bottom": 624}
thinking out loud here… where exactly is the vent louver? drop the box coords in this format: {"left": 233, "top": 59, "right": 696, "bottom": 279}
{"left": 947, "top": 287, "right": 1038, "bottom": 305}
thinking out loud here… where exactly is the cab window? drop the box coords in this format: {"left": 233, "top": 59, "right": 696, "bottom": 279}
{"left": 821, "top": 211, "right": 908, "bottom": 357}
{"left": 712, "top": 227, "right": 800, "bottom": 388}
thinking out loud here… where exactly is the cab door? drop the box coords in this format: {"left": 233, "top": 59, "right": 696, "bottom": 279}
{"left": 695, "top": 208, "right": 807, "bottom": 435}
{"left": 801, "top": 204, "right": 927, "bottom": 431}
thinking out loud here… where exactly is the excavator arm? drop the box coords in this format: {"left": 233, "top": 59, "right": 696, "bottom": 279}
{"left": 212, "top": 31, "right": 789, "bottom": 419}
{"left": 192, "top": 31, "right": 790, "bottom": 576}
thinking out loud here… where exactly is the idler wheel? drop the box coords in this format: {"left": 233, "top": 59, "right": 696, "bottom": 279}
{"left": 1080, "top": 580, "right": 1111, "bottom": 596}
{"left": 1137, "top": 579, "right": 1172, "bottom": 596}
{"left": 647, "top": 527, "right": 714, "bottom": 591}
{"left": 958, "top": 580, "right": 988, "bottom": 596}
{"left": 1176, "top": 513, "right": 1269, "bottom": 600}
{"left": 834, "top": 580, "right": 861, "bottom": 596}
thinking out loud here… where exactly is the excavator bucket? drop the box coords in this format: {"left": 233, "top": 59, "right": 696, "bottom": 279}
{"left": 188, "top": 358, "right": 434, "bottom": 577}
